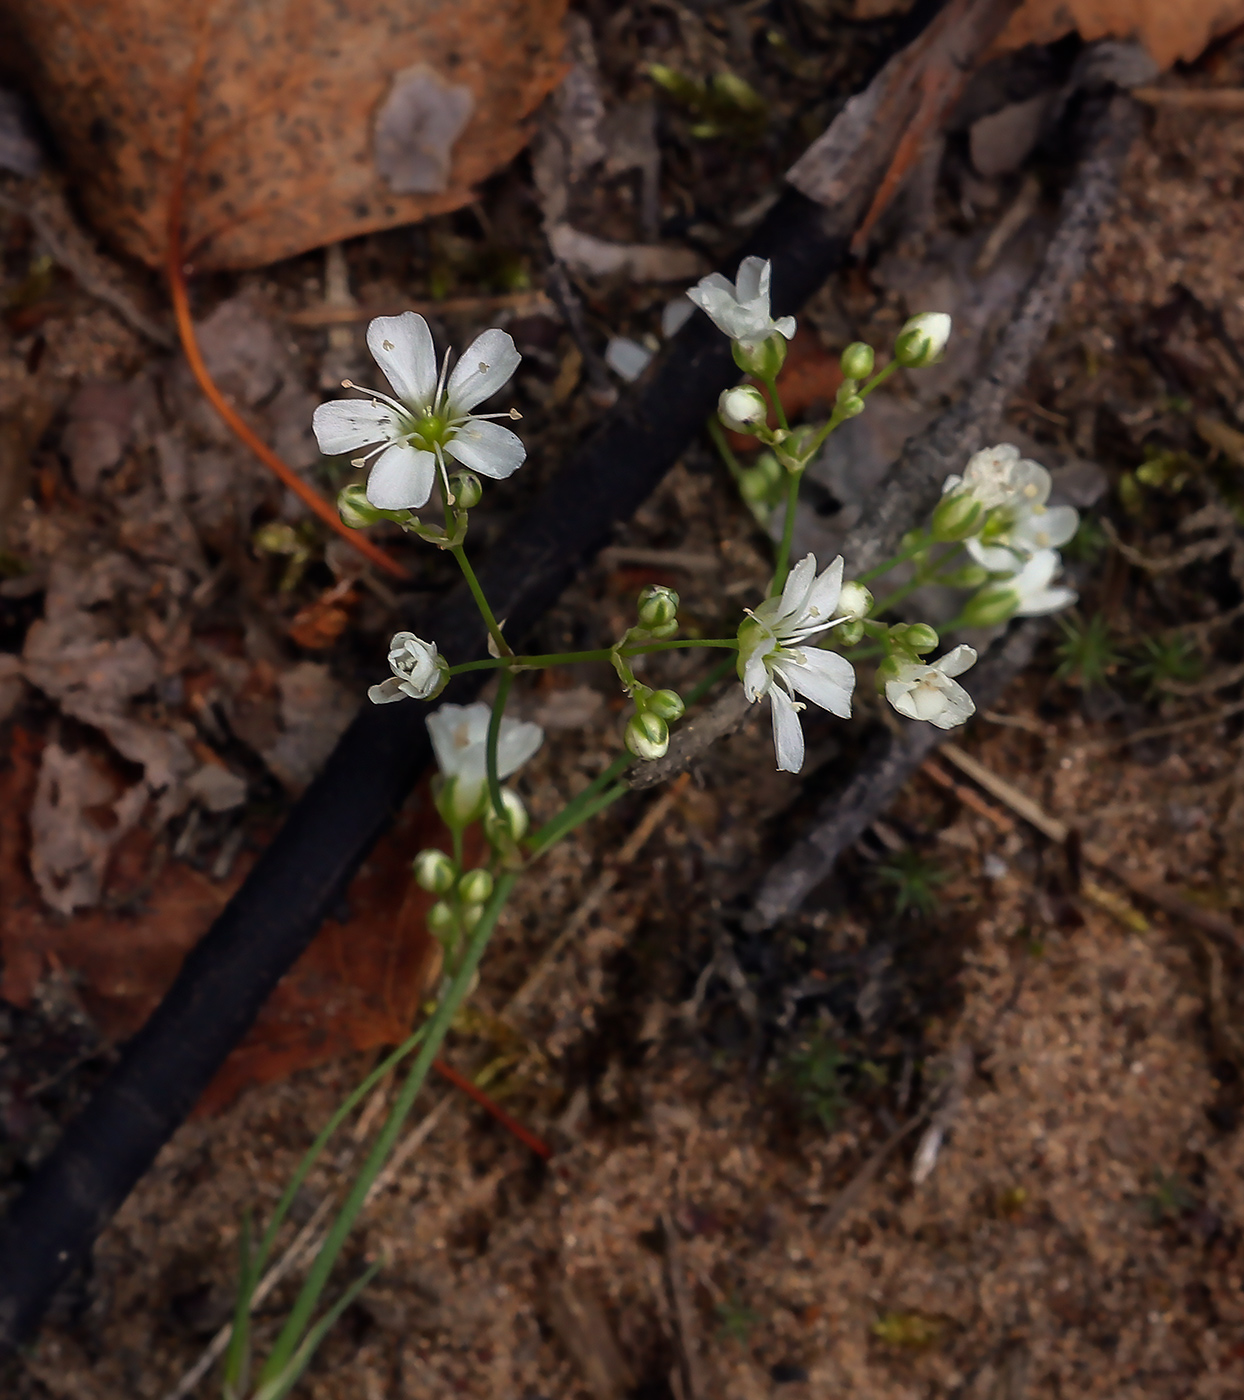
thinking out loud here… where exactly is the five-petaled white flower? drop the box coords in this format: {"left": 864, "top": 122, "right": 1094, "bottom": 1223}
{"left": 737, "top": 553, "right": 856, "bottom": 774}
{"left": 885, "top": 645, "right": 978, "bottom": 729}
{"left": 941, "top": 443, "right": 1033, "bottom": 512}
{"left": 688, "top": 256, "right": 795, "bottom": 348}
{"left": 1002, "top": 548, "right": 1078, "bottom": 616}
{"left": 959, "top": 450, "right": 1079, "bottom": 573}
{"left": 427, "top": 702, "right": 543, "bottom": 823}
{"left": 368, "top": 632, "right": 448, "bottom": 704}
{"left": 313, "top": 312, "right": 525, "bottom": 512}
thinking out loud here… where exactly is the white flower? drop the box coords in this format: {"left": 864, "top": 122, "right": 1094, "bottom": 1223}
{"left": 895, "top": 312, "right": 952, "bottom": 368}
{"left": 737, "top": 553, "right": 856, "bottom": 774}
{"left": 941, "top": 443, "right": 1031, "bottom": 511}
{"left": 427, "top": 702, "right": 543, "bottom": 823}
{"left": 885, "top": 645, "right": 978, "bottom": 729}
{"left": 368, "top": 631, "right": 448, "bottom": 704}
{"left": 1006, "top": 548, "right": 1078, "bottom": 616}
{"left": 960, "top": 449, "right": 1078, "bottom": 573}
{"left": 313, "top": 312, "right": 525, "bottom": 512}
{"left": 687, "top": 256, "right": 795, "bottom": 348}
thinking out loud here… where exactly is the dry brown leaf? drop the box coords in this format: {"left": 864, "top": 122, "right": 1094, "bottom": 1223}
{"left": 997, "top": 0, "right": 1244, "bottom": 69}
{"left": 2, "top": 0, "right": 569, "bottom": 270}
{"left": 0, "top": 726, "right": 464, "bottom": 1112}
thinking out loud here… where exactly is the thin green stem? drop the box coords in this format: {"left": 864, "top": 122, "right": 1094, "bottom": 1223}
{"left": 526, "top": 753, "right": 631, "bottom": 856}
{"left": 707, "top": 415, "right": 746, "bottom": 483}
{"left": 762, "top": 375, "right": 789, "bottom": 432}
{"left": 256, "top": 872, "right": 518, "bottom": 1388}
{"left": 485, "top": 670, "right": 511, "bottom": 824}
{"left": 446, "top": 638, "right": 737, "bottom": 677}
{"left": 859, "top": 357, "right": 900, "bottom": 401}
{"left": 450, "top": 545, "right": 510, "bottom": 657}
{"left": 869, "top": 546, "right": 966, "bottom": 619}
{"left": 770, "top": 466, "right": 802, "bottom": 596}
{"left": 855, "top": 530, "right": 930, "bottom": 587}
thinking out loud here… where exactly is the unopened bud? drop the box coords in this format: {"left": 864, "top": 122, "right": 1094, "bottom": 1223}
{"left": 937, "top": 563, "right": 989, "bottom": 590}
{"left": 625, "top": 710, "right": 669, "bottom": 760}
{"left": 647, "top": 688, "right": 685, "bottom": 722}
{"left": 337, "top": 481, "right": 392, "bottom": 529}
{"left": 894, "top": 312, "right": 952, "bottom": 369}
{"left": 458, "top": 867, "right": 494, "bottom": 904}
{"left": 459, "top": 902, "right": 486, "bottom": 932}
{"left": 413, "top": 848, "right": 456, "bottom": 895}
{"left": 930, "top": 489, "right": 985, "bottom": 542}
{"left": 837, "top": 618, "right": 866, "bottom": 647}
{"left": 483, "top": 787, "right": 529, "bottom": 843}
{"left": 448, "top": 469, "right": 483, "bottom": 509}
{"left": 732, "top": 333, "right": 787, "bottom": 381}
{"left": 718, "top": 385, "right": 769, "bottom": 433}
{"left": 840, "top": 342, "right": 875, "bottom": 379}
{"left": 836, "top": 394, "right": 865, "bottom": 419}
{"left": 427, "top": 900, "right": 456, "bottom": 937}
{"left": 739, "top": 465, "right": 776, "bottom": 505}
{"left": 958, "top": 584, "right": 1019, "bottom": 629}
{"left": 637, "top": 584, "right": 679, "bottom": 629}
{"left": 896, "top": 622, "right": 939, "bottom": 655}
{"left": 837, "top": 581, "right": 873, "bottom": 621}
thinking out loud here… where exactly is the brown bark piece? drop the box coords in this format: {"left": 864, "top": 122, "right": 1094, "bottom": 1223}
{"left": 997, "top": 0, "right": 1244, "bottom": 69}
{"left": 0, "top": 0, "right": 568, "bottom": 270}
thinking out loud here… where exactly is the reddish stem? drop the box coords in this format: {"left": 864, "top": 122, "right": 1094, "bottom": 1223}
{"left": 433, "top": 1058, "right": 552, "bottom": 1160}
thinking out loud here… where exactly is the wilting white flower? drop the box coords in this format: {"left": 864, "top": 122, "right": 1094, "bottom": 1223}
{"left": 313, "top": 312, "right": 524, "bottom": 512}
{"left": 368, "top": 632, "right": 448, "bottom": 704}
{"left": 688, "top": 256, "right": 795, "bottom": 348}
{"left": 427, "top": 702, "right": 543, "bottom": 823}
{"left": 894, "top": 312, "right": 952, "bottom": 368}
{"left": 941, "top": 443, "right": 1030, "bottom": 511}
{"left": 1005, "top": 549, "right": 1078, "bottom": 616}
{"left": 960, "top": 450, "right": 1078, "bottom": 573}
{"left": 885, "top": 645, "right": 978, "bottom": 729}
{"left": 737, "top": 553, "right": 856, "bottom": 774}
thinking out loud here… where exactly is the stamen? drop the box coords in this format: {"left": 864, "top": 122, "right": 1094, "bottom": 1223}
{"left": 434, "top": 445, "right": 456, "bottom": 506}
{"left": 341, "top": 379, "right": 354, "bottom": 388}
{"left": 434, "top": 347, "right": 452, "bottom": 415}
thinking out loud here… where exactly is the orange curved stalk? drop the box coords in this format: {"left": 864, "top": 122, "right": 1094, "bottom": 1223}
{"left": 433, "top": 1057, "right": 552, "bottom": 1160}
{"left": 163, "top": 53, "right": 410, "bottom": 583}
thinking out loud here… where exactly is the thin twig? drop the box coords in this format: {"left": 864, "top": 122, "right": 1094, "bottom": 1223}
{"left": 661, "top": 1211, "right": 705, "bottom": 1400}
{"left": 1072, "top": 696, "right": 1244, "bottom": 755}
{"left": 1132, "top": 86, "right": 1244, "bottom": 111}
{"left": 816, "top": 1112, "right": 927, "bottom": 1236}
{"left": 1100, "top": 516, "right": 1233, "bottom": 574}
{"left": 288, "top": 291, "right": 556, "bottom": 327}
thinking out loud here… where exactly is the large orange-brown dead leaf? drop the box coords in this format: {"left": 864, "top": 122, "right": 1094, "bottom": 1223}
{"left": 0, "top": 726, "right": 459, "bottom": 1112}
{"left": 998, "top": 0, "right": 1244, "bottom": 68}
{"left": 1, "top": 0, "right": 568, "bottom": 270}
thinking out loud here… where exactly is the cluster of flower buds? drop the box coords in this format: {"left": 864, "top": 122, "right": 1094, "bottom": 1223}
{"left": 614, "top": 585, "right": 686, "bottom": 761}
{"left": 413, "top": 847, "right": 497, "bottom": 944}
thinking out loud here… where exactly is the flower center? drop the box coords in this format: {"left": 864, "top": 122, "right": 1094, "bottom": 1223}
{"left": 407, "top": 407, "right": 451, "bottom": 452}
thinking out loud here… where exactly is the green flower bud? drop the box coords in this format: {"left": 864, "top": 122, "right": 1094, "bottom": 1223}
{"left": 483, "top": 787, "right": 529, "bottom": 844}
{"left": 837, "top": 580, "right": 873, "bottom": 621}
{"left": 893, "top": 622, "right": 939, "bottom": 655}
{"left": 836, "top": 394, "right": 865, "bottom": 419}
{"left": 625, "top": 710, "right": 669, "bottom": 761}
{"left": 958, "top": 584, "right": 1019, "bottom": 629}
{"left": 837, "top": 618, "right": 866, "bottom": 647}
{"left": 637, "top": 584, "right": 679, "bottom": 629}
{"left": 936, "top": 563, "right": 990, "bottom": 590}
{"left": 448, "top": 469, "right": 483, "bottom": 509}
{"left": 839, "top": 342, "right": 875, "bottom": 379}
{"left": 930, "top": 489, "right": 985, "bottom": 543}
{"left": 894, "top": 312, "right": 952, "bottom": 369}
{"left": 459, "top": 902, "right": 486, "bottom": 932}
{"left": 754, "top": 451, "right": 783, "bottom": 486}
{"left": 435, "top": 776, "right": 486, "bottom": 830}
{"left": 739, "top": 465, "right": 777, "bottom": 505}
{"left": 427, "top": 900, "right": 456, "bottom": 938}
{"left": 412, "top": 847, "right": 456, "bottom": 895}
{"left": 337, "top": 482, "right": 393, "bottom": 529}
{"left": 458, "top": 867, "right": 494, "bottom": 904}
{"left": 647, "top": 688, "right": 685, "bottom": 722}
{"left": 732, "top": 333, "right": 787, "bottom": 381}
{"left": 717, "top": 385, "right": 769, "bottom": 433}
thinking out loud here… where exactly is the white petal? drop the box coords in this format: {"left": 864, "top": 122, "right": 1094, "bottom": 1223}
{"left": 801, "top": 556, "right": 845, "bottom": 628}
{"left": 496, "top": 718, "right": 544, "bottom": 778}
{"left": 1040, "top": 505, "right": 1079, "bottom": 548}
{"left": 936, "top": 644, "right": 978, "bottom": 679}
{"left": 885, "top": 677, "right": 920, "bottom": 721}
{"left": 368, "top": 677, "right": 408, "bottom": 704}
{"left": 367, "top": 313, "right": 437, "bottom": 407}
{"left": 447, "top": 328, "right": 521, "bottom": 413}
{"left": 444, "top": 419, "right": 526, "bottom": 480}
{"left": 688, "top": 278, "right": 749, "bottom": 339}
{"left": 366, "top": 441, "right": 437, "bottom": 510}
{"left": 769, "top": 685, "right": 805, "bottom": 773}
{"left": 1015, "top": 548, "right": 1059, "bottom": 593}
{"left": 741, "top": 648, "right": 772, "bottom": 703}
{"left": 734, "top": 256, "right": 769, "bottom": 306}
{"left": 777, "top": 554, "right": 817, "bottom": 623}
{"left": 1012, "top": 459, "right": 1052, "bottom": 507}
{"left": 426, "top": 705, "right": 465, "bottom": 775}
{"left": 912, "top": 682, "right": 950, "bottom": 723}
{"left": 1015, "top": 585, "right": 1077, "bottom": 617}
{"left": 773, "top": 315, "right": 796, "bottom": 340}
{"left": 313, "top": 398, "right": 401, "bottom": 456}
{"left": 930, "top": 679, "right": 975, "bottom": 728}
{"left": 779, "top": 649, "right": 855, "bottom": 719}
{"left": 966, "top": 537, "right": 1023, "bottom": 574}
